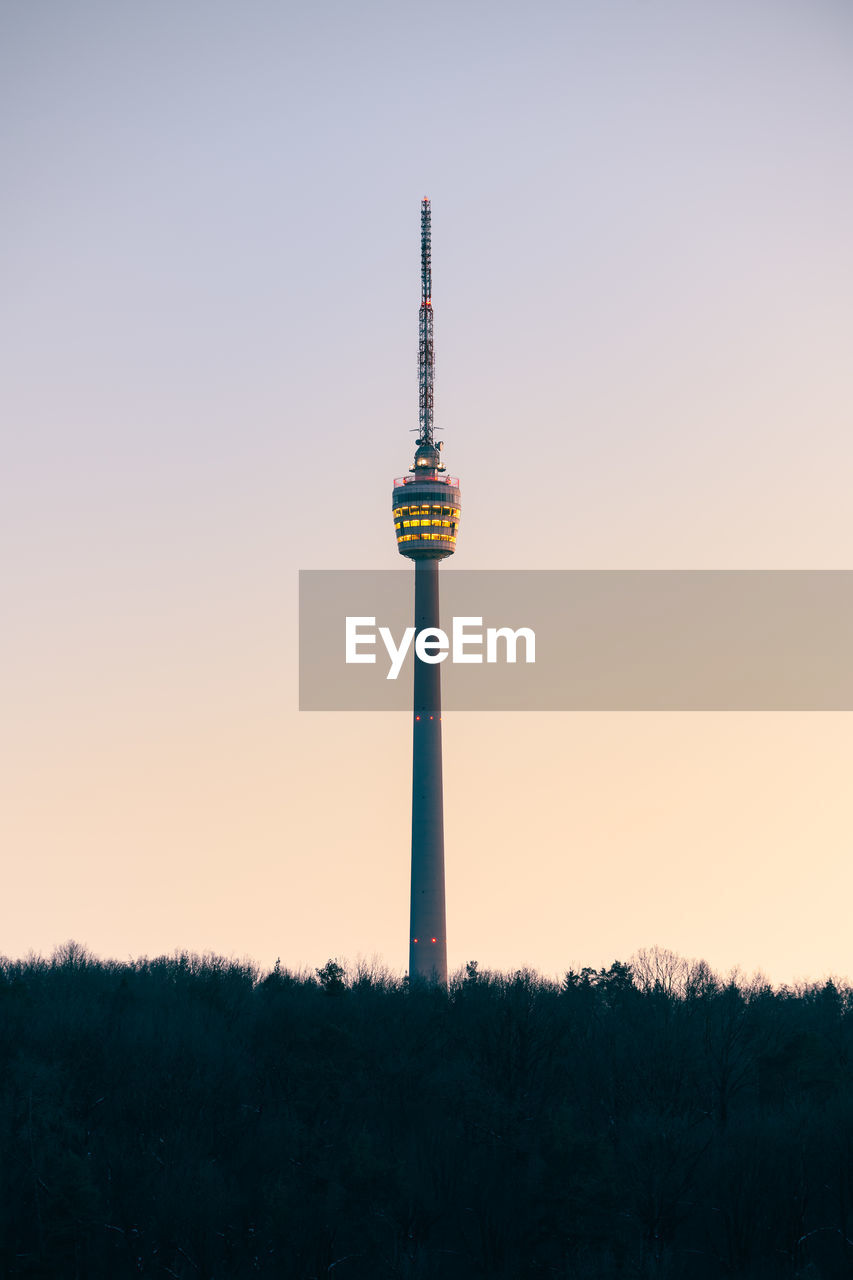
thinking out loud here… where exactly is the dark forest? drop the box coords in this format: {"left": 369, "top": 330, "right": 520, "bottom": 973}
{"left": 2, "top": 944, "right": 852, "bottom": 1279}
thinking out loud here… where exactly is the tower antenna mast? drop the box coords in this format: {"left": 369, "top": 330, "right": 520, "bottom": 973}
{"left": 418, "top": 197, "right": 435, "bottom": 448}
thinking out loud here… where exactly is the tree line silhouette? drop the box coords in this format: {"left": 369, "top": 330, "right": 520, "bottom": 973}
{"left": 1, "top": 942, "right": 852, "bottom": 1278}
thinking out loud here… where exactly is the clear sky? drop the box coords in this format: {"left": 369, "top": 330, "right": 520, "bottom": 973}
{"left": 2, "top": 0, "right": 852, "bottom": 984}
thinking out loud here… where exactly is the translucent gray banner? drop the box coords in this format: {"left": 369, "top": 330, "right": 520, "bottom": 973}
{"left": 299, "top": 570, "right": 853, "bottom": 710}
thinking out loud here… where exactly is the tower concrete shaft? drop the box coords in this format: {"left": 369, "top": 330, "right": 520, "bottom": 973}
{"left": 409, "top": 559, "right": 447, "bottom": 984}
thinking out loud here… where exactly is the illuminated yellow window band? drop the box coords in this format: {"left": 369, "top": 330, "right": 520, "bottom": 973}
{"left": 398, "top": 519, "right": 459, "bottom": 531}
{"left": 396, "top": 532, "right": 457, "bottom": 544}
{"left": 393, "top": 505, "right": 460, "bottom": 519}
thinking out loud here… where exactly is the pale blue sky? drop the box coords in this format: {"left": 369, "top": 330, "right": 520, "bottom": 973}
{"left": 2, "top": 1, "right": 852, "bottom": 981}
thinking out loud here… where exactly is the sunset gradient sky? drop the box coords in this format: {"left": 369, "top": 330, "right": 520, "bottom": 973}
{"left": 3, "top": 0, "right": 853, "bottom": 983}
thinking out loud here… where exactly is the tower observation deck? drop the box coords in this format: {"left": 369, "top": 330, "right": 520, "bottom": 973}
{"left": 392, "top": 198, "right": 460, "bottom": 986}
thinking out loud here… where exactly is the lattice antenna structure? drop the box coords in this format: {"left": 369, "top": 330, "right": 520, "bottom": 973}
{"left": 418, "top": 197, "right": 435, "bottom": 447}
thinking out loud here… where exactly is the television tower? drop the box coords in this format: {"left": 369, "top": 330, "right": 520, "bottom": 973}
{"left": 392, "top": 198, "right": 461, "bottom": 986}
